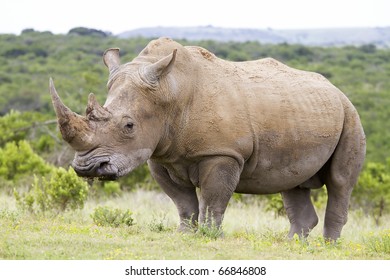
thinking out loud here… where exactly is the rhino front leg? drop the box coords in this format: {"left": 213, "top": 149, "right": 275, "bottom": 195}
{"left": 148, "top": 161, "right": 199, "bottom": 232}
{"left": 282, "top": 187, "right": 319, "bottom": 238}
{"left": 198, "top": 156, "right": 241, "bottom": 230}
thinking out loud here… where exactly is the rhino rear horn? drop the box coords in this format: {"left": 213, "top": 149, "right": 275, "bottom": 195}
{"left": 86, "top": 93, "right": 111, "bottom": 120}
{"left": 103, "top": 48, "right": 121, "bottom": 73}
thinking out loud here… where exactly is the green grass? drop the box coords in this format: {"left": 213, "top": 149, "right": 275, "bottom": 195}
{"left": 0, "top": 190, "right": 389, "bottom": 260}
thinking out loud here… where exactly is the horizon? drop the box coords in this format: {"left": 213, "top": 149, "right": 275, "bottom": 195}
{"left": 3, "top": 24, "right": 390, "bottom": 37}
{"left": 1, "top": 0, "right": 389, "bottom": 35}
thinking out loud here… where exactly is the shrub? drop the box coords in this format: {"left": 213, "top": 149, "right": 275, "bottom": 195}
{"left": 89, "top": 180, "right": 122, "bottom": 198}
{"left": 264, "top": 194, "right": 286, "bottom": 217}
{"left": 0, "top": 140, "right": 52, "bottom": 189}
{"left": 148, "top": 213, "right": 170, "bottom": 233}
{"left": 197, "top": 220, "right": 223, "bottom": 240}
{"left": 102, "top": 181, "right": 122, "bottom": 196}
{"left": 196, "top": 210, "right": 223, "bottom": 240}
{"left": 14, "top": 167, "right": 89, "bottom": 214}
{"left": 91, "top": 206, "right": 134, "bottom": 227}
{"left": 118, "top": 163, "right": 159, "bottom": 191}
{"left": 0, "top": 111, "right": 54, "bottom": 148}
{"left": 353, "top": 160, "right": 390, "bottom": 224}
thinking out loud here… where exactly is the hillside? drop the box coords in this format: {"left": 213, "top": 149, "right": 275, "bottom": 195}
{"left": 0, "top": 31, "right": 390, "bottom": 164}
{"left": 118, "top": 26, "right": 390, "bottom": 47}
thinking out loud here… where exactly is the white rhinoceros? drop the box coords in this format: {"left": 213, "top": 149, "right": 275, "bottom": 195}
{"left": 50, "top": 37, "right": 365, "bottom": 240}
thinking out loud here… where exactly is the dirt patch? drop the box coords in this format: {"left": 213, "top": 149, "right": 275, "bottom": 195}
{"left": 198, "top": 48, "right": 215, "bottom": 61}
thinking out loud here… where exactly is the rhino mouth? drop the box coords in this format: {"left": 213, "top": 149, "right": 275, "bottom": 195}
{"left": 72, "top": 158, "right": 119, "bottom": 181}
{"left": 72, "top": 148, "right": 153, "bottom": 181}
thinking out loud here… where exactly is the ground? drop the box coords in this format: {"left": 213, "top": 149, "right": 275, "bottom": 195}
{"left": 0, "top": 190, "right": 389, "bottom": 259}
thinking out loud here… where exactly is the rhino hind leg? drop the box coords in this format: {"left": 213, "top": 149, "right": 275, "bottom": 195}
{"left": 323, "top": 157, "right": 359, "bottom": 241}
{"left": 323, "top": 151, "right": 365, "bottom": 240}
{"left": 282, "top": 187, "right": 319, "bottom": 238}
{"left": 323, "top": 99, "right": 366, "bottom": 240}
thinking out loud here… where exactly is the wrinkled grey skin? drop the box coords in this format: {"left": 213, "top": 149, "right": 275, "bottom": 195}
{"left": 50, "top": 38, "right": 366, "bottom": 240}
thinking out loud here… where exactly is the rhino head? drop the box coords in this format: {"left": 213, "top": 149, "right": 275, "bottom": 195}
{"left": 50, "top": 47, "right": 177, "bottom": 180}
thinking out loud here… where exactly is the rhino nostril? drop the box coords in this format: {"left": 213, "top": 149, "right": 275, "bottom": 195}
{"left": 99, "top": 161, "right": 108, "bottom": 168}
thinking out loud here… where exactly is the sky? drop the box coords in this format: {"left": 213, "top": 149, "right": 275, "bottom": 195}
{"left": 1, "top": 0, "right": 389, "bottom": 35}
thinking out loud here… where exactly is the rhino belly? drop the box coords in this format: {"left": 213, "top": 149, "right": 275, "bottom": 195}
{"left": 236, "top": 130, "right": 341, "bottom": 194}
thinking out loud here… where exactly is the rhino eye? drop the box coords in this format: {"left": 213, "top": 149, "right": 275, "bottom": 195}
{"left": 125, "top": 122, "right": 134, "bottom": 130}
{"left": 121, "top": 116, "right": 135, "bottom": 136}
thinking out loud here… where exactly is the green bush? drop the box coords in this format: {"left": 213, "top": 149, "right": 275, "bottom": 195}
{"left": 0, "top": 111, "right": 30, "bottom": 145}
{"left": 118, "top": 163, "right": 159, "bottom": 191}
{"left": 89, "top": 180, "right": 122, "bottom": 198}
{"left": 0, "top": 140, "right": 52, "bottom": 185}
{"left": 197, "top": 219, "right": 223, "bottom": 240}
{"left": 148, "top": 213, "right": 170, "bottom": 233}
{"left": 91, "top": 206, "right": 134, "bottom": 227}
{"left": 102, "top": 181, "right": 122, "bottom": 196}
{"left": 264, "top": 194, "right": 286, "bottom": 217}
{"left": 14, "top": 167, "right": 89, "bottom": 214}
{"left": 353, "top": 159, "right": 390, "bottom": 224}
{"left": 0, "top": 111, "right": 56, "bottom": 152}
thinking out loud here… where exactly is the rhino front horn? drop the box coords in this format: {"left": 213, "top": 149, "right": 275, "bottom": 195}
{"left": 49, "top": 78, "right": 93, "bottom": 150}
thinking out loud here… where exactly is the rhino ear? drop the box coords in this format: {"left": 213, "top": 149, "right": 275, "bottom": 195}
{"left": 103, "top": 48, "right": 121, "bottom": 73}
{"left": 141, "top": 49, "right": 177, "bottom": 87}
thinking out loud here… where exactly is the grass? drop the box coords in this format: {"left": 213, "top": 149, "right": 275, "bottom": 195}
{"left": 0, "top": 189, "right": 389, "bottom": 260}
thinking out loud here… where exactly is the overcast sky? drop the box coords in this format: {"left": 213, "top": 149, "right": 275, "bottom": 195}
{"left": 1, "top": 0, "right": 389, "bottom": 35}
